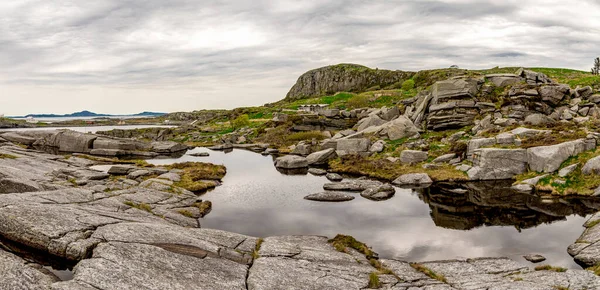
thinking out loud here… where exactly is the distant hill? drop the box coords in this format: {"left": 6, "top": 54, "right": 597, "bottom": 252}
{"left": 285, "top": 63, "right": 414, "bottom": 101}
{"left": 14, "top": 110, "right": 166, "bottom": 118}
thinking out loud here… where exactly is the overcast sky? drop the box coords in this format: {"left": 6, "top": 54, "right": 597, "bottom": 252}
{"left": 1, "top": 0, "right": 599, "bottom": 115}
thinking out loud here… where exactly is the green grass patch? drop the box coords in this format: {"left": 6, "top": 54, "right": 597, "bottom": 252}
{"left": 328, "top": 234, "right": 376, "bottom": 259}
{"left": 410, "top": 263, "right": 447, "bottom": 283}
{"left": 167, "top": 162, "right": 226, "bottom": 192}
{"left": 123, "top": 201, "right": 153, "bottom": 213}
{"left": 0, "top": 154, "right": 17, "bottom": 159}
{"left": 368, "top": 272, "right": 381, "bottom": 289}
{"left": 252, "top": 238, "right": 264, "bottom": 259}
{"left": 534, "top": 265, "right": 567, "bottom": 272}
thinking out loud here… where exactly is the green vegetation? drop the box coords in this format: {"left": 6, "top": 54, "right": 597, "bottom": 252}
{"left": 401, "top": 79, "right": 415, "bottom": 90}
{"left": 329, "top": 155, "right": 467, "bottom": 182}
{"left": 347, "top": 94, "right": 370, "bottom": 109}
{"left": 177, "top": 209, "right": 195, "bottom": 218}
{"left": 328, "top": 234, "right": 376, "bottom": 259}
{"left": 123, "top": 201, "right": 153, "bottom": 213}
{"left": 76, "top": 155, "right": 154, "bottom": 167}
{"left": 410, "top": 263, "right": 447, "bottom": 283}
{"left": 0, "top": 154, "right": 17, "bottom": 159}
{"left": 167, "top": 162, "right": 226, "bottom": 192}
{"left": 368, "top": 272, "right": 381, "bottom": 289}
{"left": 587, "top": 264, "right": 600, "bottom": 276}
{"left": 231, "top": 114, "right": 250, "bottom": 129}
{"left": 252, "top": 238, "right": 264, "bottom": 259}
{"left": 534, "top": 265, "right": 567, "bottom": 272}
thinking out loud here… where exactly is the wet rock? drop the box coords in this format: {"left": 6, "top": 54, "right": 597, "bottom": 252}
{"left": 306, "top": 148, "right": 336, "bottom": 165}
{"left": 326, "top": 173, "right": 343, "bottom": 182}
{"left": 360, "top": 184, "right": 395, "bottom": 201}
{"left": 523, "top": 254, "right": 546, "bottom": 263}
{"left": 323, "top": 179, "right": 382, "bottom": 191}
{"left": 528, "top": 139, "right": 585, "bottom": 173}
{"left": 274, "top": 155, "right": 308, "bottom": 169}
{"left": 189, "top": 152, "right": 209, "bottom": 157}
{"left": 400, "top": 150, "right": 428, "bottom": 164}
{"left": 308, "top": 168, "right": 327, "bottom": 176}
{"left": 468, "top": 148, "right": 527, "bottom": 180}
{"left": 392, "top": 173, "right": 433, "bottom": 186}
{"left": 304, "top": 191, "right": 355, "bottom": 202}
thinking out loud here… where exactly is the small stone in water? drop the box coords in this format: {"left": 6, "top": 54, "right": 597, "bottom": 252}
{"left": 523, "top": 254, "right": 546, "bottom": 263}
{"left": 326, "top": 173, "right": 343, "bottom": 182}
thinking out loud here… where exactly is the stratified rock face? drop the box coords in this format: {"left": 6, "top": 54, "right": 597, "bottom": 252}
{"left": 285, "top": 64, "right": 413, "bottom": 101}
{"left": 427, "top": 78, "right": 482, "bottom": 130}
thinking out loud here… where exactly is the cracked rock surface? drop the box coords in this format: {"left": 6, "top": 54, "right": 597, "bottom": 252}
{"left": 2, "top": 142, "right": 600, "bottom": 289}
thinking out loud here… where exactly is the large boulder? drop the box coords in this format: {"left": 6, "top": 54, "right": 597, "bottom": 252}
{"left": 93, "top": 138, "right": 140, "bottom": 151}
{"left": 527, "top": 139, "right": 586, "bottom": 173}
{"left": 356, "top": 115, "right": 387, "bottom": 132}
{"left": 55, "top": 131, "right": 98, "bottom": 153}
{"left": 485, "top": 74, "right": 522, "bottom": 87}
{"left": 0, "top": 132, "right": 36, "bottom": 145}
{"left": 358, "top": 116, "right": 420, "bottom": 141}
{"left": 400, "top": 150, "right": 428, "bottom": 164}
{"left": 151, "top": 141, "right": 187, "bottom": 153}
{"left": 467, "top": 148, "right": 528, "bottom": 180}
{"left": 427, "top": 78, "right": 481, "bottom": 130}
{"left": 336, "top": 138, "right": 370, "bottom": 155}
{"left": 285, "top": 64, "right": 413, "bottom": 100}
{"left": 392, "top": 173, "right": 433, "bottom": 186}
{"left": 274, "top": 155, "right": 308, "bottom": 169}
{"left": 539, "top": 84, "right": 570, "bottom": 105}
{"left": 360, "top": 184, "right": 395, "bottom": 201}
{"left": 306, "top": 148, "right": 336, "bottom": 165}
{"left": 582, "top": 156, "right": 600, "bottom": 175}
{"left": 524, "top": 114, "right": 556, "bottom": 126}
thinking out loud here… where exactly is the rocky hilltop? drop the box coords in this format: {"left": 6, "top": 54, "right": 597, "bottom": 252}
{"left": 285, "top": 64, "right": 414, "bottom": 101}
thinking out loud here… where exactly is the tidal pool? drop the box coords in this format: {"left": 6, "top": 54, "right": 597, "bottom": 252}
{"left": 148, "top": 148, "right": 600, "bottom": 269}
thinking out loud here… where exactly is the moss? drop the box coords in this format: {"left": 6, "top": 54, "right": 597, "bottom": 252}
{"left": 252, "top": 238, "right": 264, "bottom": 259}
{"left": 587, "top": 264, "right": 600, "bottom": 276}
{"left": 534, "top": 265, "right": 567, "bottom": 272}
{"left": 167, "top": 162, "right": 226, "bottom": 192}
{"left": 123, "top": 201, "right": 153, "bottom": 213}
{"left": 0, "top": 154, "right": 18, "bottom": 159}
{"left": 67, "top": 178, "right": 78, "bottom": 187}
{"left": 328, "top": 155, "right": 467, "bottom": 182}
{"left": 328, "top": 234, "right": 377, "bottom": 259}
{"left": 410, "top": 263, "right": 447, "bottom": 283}
{"left": 178, "top": 209, "right": 195, "bottom": 218}
{"left": 368, "top": 272, "right": 381, "bottom": 289}
{"left": 286, "top": 131, "right": 327, "bottom": 142}
{"left": 587, "top": 219, "right": 600, "bottom": 229}
{"left": 193, "top": 201, "right": 212, "bottom": 217}
{"left": 76, "top": 155, "right": 154, "bottom": 167}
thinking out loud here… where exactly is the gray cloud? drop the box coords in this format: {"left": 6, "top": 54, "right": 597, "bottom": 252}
{"left": 1, "top": 0, "right": 599, "bottom": 115}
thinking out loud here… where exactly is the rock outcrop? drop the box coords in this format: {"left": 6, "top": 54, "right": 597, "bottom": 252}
{"left": 285, "top": 64, "right": 413, "bottom": 100}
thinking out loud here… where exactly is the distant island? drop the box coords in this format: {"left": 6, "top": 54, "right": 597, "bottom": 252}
{"left": 10, "top": 110, "right": 166, "bottom": 118}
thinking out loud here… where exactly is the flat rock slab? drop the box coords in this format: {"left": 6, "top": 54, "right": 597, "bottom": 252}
{"left": 304, "top": 191, "right": 355, "bottom": 202}
{"left": 523, "top": 254, "right": 546, "bottom": 263}
{"left": 0, "top": 248, "right": 58, "bottom": 289}
{"left": 323, "top": 179, "right": 383, "bottom": 191}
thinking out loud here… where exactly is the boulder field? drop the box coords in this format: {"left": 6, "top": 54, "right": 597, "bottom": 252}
{"left": 0, "top": 129, "right": 187, "bottom": 157}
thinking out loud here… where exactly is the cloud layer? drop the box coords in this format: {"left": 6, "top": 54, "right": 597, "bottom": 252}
{"left": 1, "top": 0, "right": 599, "bottom": 115}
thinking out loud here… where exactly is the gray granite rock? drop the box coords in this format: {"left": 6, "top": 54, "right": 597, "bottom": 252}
{"left": 392, "top": 173, "right": 433, "bottom": 186}
{"left": 274, "top": 155, "right": 308, "bottom": 169}
{"left": 304, "top": 191, "right": 355, "bottom": 202}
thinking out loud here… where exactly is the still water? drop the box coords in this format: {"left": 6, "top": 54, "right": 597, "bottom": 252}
{"left": 148, "top": 148, "right": 599, "bottom": 269}
{"left": 0, "top": 125, "right": 175, "bottom": 134}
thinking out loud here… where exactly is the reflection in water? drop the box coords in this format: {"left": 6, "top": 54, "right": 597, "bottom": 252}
{"left": 148, "top": 148, "right": 600, "bottom": 269}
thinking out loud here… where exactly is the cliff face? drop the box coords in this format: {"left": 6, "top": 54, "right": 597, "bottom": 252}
{"left": 285, "top": 64, "right": 414, "bottom": 101}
